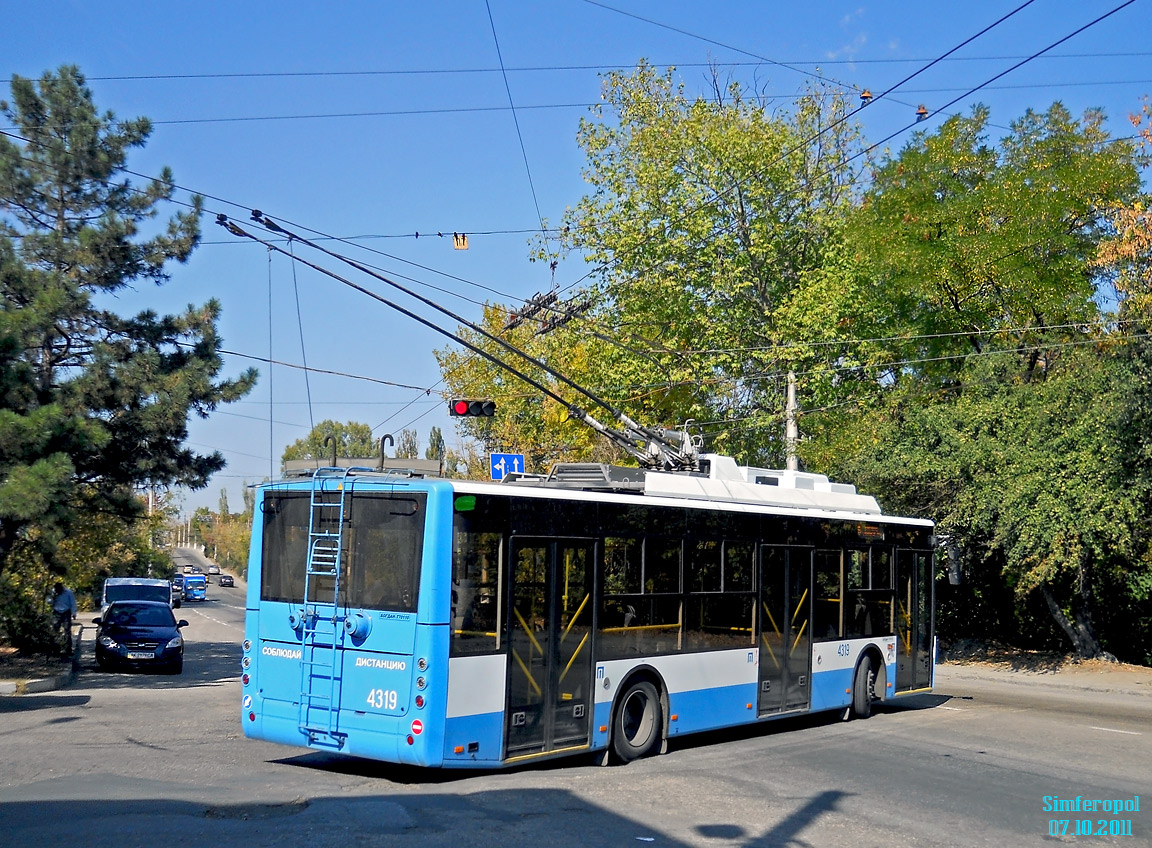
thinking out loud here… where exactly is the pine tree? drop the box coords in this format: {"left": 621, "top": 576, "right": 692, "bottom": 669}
{"left": 0, "top": 66, "right": 256, "bottom": 577}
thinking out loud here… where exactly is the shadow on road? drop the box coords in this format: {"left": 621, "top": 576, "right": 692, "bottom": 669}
{"left": 71, "top": 639, "right": 240, "bottom": 692}
{"left": 875, "top": 691, "right": 955, "bottom": 711}
{"left": 660, "top": 690, "right": 955, "bottom": 757}
{"left": 270, "top": 741, "right": 598, "bottom": 785}
{"left": 0, "top": 785, "right": 856, "bottom": 848}
{"left": 0, "top": 693, "right": 92, "bottom": 715}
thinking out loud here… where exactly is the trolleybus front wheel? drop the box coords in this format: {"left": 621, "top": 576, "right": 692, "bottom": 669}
{"left": 612, "top": 679, "right": 662, "bottom": 762}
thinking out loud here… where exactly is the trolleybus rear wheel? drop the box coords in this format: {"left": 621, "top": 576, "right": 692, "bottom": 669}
{"left": 851, "top": 655, "right": 876, "bottom": 719}
{"left": 612, "top": 680, "right": 662, "bottom": 762}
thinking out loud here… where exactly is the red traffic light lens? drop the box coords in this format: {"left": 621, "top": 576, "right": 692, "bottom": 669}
{"left": 453, "top": 400, "right": 470, "bottom": 415}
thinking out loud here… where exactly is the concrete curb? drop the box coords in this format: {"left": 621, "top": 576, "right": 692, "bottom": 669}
{"left": 937, "top": 662, "right": 1152, "bottom": 698}
{"left": 0, "top": 626, "right": 84, "bottom": 696}
{"left": 0, "top": 668, "right": 76, "bottom": 696}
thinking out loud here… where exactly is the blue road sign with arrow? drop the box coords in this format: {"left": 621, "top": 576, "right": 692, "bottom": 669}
{"left": 490, "top": 453, "right": 525, "bottom": 481}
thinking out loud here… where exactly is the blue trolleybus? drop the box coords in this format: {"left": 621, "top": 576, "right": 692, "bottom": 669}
{"left": 241, "top": 454, "right": 934, "bottom": 768}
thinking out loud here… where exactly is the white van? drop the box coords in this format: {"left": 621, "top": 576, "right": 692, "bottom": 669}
{"left": 101, "top": 577, "right": 173, "bottom": 614}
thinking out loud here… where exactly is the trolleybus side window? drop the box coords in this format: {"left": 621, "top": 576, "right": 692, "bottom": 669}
{"left": 871, "top": 547, "right": 892, "bottom": 590}
{"left": 599, "top": 536, "right": 638, "bottom": 659}
{"left": 724, "top": 541, "right": 755, "bottom": 592}
{"left": 844, "top": 546, "right": 895, "bottom": 639}
{"left": 450, "top": 529, "right": 502, "bottom": 655}
{"left": 813, "top": 549, "right": 842, "bottom": 639}
{"left": 689, "top": 539, "right": 721, "bottom": 593}
{"left": 598, "top": 533, "right": 682, "bottom": 660}
{"left": 602, "top": 536, "right": 642, "bottom": 595}
{"left": 684, "top": 593, "right": 755, "bottom": 651}
{"left": 646, "top": 537, "right": 681, "bottom": 593}
{"left": 450, "top": 494, "right": 508, "bottom": 656}
{"left": 683, "top": 539, "right": 755, "bottom": 651}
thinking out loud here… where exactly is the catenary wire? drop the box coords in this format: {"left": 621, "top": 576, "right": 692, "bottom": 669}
{"left": 4, "top": 6, "right": 1142, "bottom": 430}
{"left": 486, "top": 0, "right": 546, "bottom": 237}
{"left": 80, "top": 52, "right": 1152, "bottom": 82}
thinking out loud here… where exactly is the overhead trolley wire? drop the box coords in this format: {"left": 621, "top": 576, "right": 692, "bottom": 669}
{"left": 3, "top": 0, "right": 1139, "bottom": 425}
{"left": 184, "top": 342, "right": 432, "bottom": 391}
{"left": 24, "top": 76, "right": 1139, "bottom": 130}
{"left": 247, "top": 211, "right": 642, "bottom": 422}
{"left": 1, "top": 109, "right": 1137, "bottom": 397}
{"left": 584, "top": 0, "right": 874, "bottom": 95}
{"left": 618, "top": 328, "right": 1152, "bottom": 403}
{"left": 693, "top": 328, "right": 1152, "bottom": 439}
{"left": 0, "top": 127, "right": 590, "bottom": 409}
{"left": 239, "top": 211, "right": 701, "bottom": 465}
{"left": 846, "top": 0, "right": 1138, "bottom": 172}
{"left": 486, "top": 0, "right": 547, "bottom": 237}
{"left": 81, "top": 51, "right": 1152, "bottom": 83}
{"left": 217, "top": 213, "right": 697, "bottom": 468}
{"left": 0, "top": 129, "right": 565, "bottom": 323}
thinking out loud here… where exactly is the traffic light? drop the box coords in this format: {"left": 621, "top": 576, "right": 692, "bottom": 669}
{"left": 449, "top": 398, "right": 496, "bottom": 417}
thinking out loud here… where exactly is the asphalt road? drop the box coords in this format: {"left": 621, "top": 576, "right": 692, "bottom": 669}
{"left": 0, "top": 561, "right": 1147, "bottom": 847}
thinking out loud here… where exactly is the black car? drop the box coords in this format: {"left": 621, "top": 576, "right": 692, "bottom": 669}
{"left": 217, "top": 574, "right": 234, "bottom": 587}
{"left": 94, "top": 600, "right": 188, "bottom": 674}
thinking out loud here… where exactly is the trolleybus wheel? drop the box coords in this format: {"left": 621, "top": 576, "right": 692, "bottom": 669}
{"left": 612, "top": 680, "right": 662, "bottom": 762}
{"left": 851, "top": 655, "right": 876, "bottom": 719}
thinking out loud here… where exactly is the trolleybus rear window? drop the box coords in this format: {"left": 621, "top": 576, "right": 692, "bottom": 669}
{"left": 260, "top": 491, "right": 426, "bottom": 611}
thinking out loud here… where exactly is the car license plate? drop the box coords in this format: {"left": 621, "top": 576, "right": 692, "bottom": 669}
{"left": 126, "top": 651, "right": 155, "bottom": 660}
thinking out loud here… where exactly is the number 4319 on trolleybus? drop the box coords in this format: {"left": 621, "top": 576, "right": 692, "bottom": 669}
{"left": 239, "top": 452, "right": 934, "bottom": 768}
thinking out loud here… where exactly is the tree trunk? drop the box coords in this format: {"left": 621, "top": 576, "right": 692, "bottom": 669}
{"left": 1039, "top": 583, "right": 1115, "bottom": 661}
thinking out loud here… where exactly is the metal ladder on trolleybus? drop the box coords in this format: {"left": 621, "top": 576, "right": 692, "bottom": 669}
{"left": 297, "top": 466, "right": 360, "bottom": 748}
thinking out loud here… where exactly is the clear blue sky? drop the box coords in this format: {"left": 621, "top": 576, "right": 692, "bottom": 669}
{"left": 4, "top": 0, "right": 1150, "bottom": 515}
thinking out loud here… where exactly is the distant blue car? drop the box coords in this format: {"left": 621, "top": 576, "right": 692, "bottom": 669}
{"left": 183, "top": 574, "right": 207, "bottom": 602}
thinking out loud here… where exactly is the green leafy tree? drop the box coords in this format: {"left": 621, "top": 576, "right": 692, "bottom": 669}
{"left": 192, "top": 487, "right": 252, "bottom": 577}
{"left": 816, "top": 103, "right": 1144, "bottom": 659}
{"left": 395, "top": 428, "right": 419, "bottom": 459}
{"left": 843, "top": 103, "right": 1133, "bottom": 373}
{"left": 0, "top": 67, "right": 255, "bottom": 606}
{"left": 281, "top": 419, "right": 377, "bottom": 463}
{"left": 425, "top": 424, "right": 464, "bottom": 476}
{"left": 556, "top": 66, "right": 867, "bottom": 464}
{"left": 0, "top": 491, "right": 171, "bottom": 651}
{"left": 442, "top": 65, "right": 866, "bottom": 467}
{"left": 425, "top": 426, "right": 445, "bottom": 461}
{"left": 839, "top": 345, "right": 1152, "bottom": 661}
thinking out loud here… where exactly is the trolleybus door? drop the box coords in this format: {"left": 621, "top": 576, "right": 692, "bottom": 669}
{"left": 505, "top": 538, "right": 594, "bottom": 758}
{"left": 895, "top": 549, "right": 934, "bottom": 692}
{"left": 758, "top": 546, "right": 813, "bottom": 714}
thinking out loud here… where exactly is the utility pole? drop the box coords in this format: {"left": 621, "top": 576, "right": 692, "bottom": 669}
{"left": 785, "top": 371, "right": 799, "bottom": 472}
